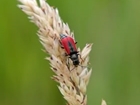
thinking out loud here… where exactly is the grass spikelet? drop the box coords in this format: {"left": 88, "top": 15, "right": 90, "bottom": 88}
{"left": 18, "top": 0, "right": 106, "bottom": 105}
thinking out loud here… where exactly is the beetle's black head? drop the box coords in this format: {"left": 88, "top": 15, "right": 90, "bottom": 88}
{"left": 70, "top": 54, "right": 79, "bottom": 66}
{"left": 60, "top": 34, "right": 67, "bottom": 39}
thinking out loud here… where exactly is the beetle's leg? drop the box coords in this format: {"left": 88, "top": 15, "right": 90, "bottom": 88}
{"left": 78, "top": 54, "right": 84, "bottom": 63}
{"left": 61, "top": 46, "right": 64, "bottom": 49}
{"left": 70, "top": 66, "right": 76, "bottom": 71}
{"left": 78, "top": 64, "right": 90, "bottom": 70}
{"left": 64, "top": 53, "right": 68, "bottom": 57}
{"left": 67, "top": 58, "right": 70, "bottom": 70}
{"left": 59, "top": 40, "right": 61, "bottom": 44}
{"left": 66, "top": 57, "right": 70, "bottom": 70}
{"left": 59, "top": 40, "right": 64, "bottom": 49}
{"left": 63, "top": 53, "right": 70, "bottom": 70}
{"left": 75, "top": 42, "right": 77, "bottom": 44}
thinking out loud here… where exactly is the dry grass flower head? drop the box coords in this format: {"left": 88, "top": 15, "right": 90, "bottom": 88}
{"left": 18, "top": 0, "right": 107, "bottom": 105}
{"left": 101, "top": 99, "right": 107, "bottom": 105}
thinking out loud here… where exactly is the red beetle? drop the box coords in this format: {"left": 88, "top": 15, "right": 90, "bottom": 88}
{"left": 60, "top": 34, "right": 79, "bottom": 66}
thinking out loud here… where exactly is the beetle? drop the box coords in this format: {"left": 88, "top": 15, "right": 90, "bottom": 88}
{"left": 60, "top": 34, "right": 79, "bottom": 67}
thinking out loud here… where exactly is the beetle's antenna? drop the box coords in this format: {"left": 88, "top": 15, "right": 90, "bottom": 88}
{"left": 79, "top": 65, "right": 91, "bottom": 70}
{"left": 70, "top": 65, "right": 90, "bottom": 71}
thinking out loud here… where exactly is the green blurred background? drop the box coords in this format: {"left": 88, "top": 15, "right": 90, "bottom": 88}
{"left": 0, "top": 0, "right": 140, "bottom": 105}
